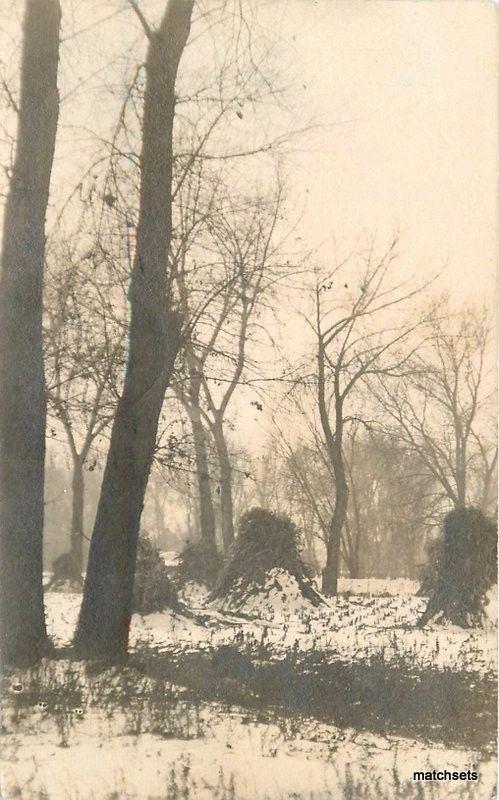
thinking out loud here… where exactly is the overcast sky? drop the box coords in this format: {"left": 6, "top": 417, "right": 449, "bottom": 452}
{"left": 1, "top": 0, "right": 495, "bottom": 302}
{"left": 0, "top": 0, "right": 496, "bottom": 453}
{"left": 262, "top": 0, "right": 497, "bottom": 304}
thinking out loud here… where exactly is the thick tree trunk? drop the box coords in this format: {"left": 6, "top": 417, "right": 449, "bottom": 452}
{"left": 213, "top": 422, "right": 235, "bottom": 552}
{"left": 70, "top": 457, "right": 85, "bottom": 577}
{"left": 188, "top": 405, "right": 217, "bottom": 552}
{"left": 74, "top": 0, "right": 193, "bottom": 661}
{"left": 0, "top": 0, "right": 61, "bottom": 665}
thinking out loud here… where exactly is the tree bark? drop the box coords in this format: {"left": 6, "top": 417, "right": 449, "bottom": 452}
{"left": 188, "top": 404, "right": 217, "bottom": 552}
{"left": 0, "top": 0, "right": 61, "bottom": 665}
{"left": 343, "top": 517, "right": 360, "bottom": 579}
{"left": 212, "top": 421, "right": 235, "bottom": 552}
{"left": 70, "top": 456, "right": 85, "bottom": 576}
{"left": 73, "top": 0, "right": 193, "bottom": 661}
{"left": 347, "top": 472, "right": 363, "bottom": 580}
{"left": 322, "top": 466, "right": 349, "bottom": 595}
{"left": 316, "top": 339, "right": 349, "bottom": 596}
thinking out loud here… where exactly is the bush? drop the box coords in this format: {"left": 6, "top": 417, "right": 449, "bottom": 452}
{"left": 418, "top": 506, "right": 497, "bottom": 627}
{"left": 211, "top": 507, "right": 324, "bottom": 605}
{"left": 133, "top": 535, "right": 180, "bottom": 614}
{"left": 176, "top": 540, "right": 223, "bottom": 588}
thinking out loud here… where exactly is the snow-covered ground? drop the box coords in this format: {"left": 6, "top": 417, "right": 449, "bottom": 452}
{"left": 44, "top": 573, "right": 497, "bottom": 675}
{"left": 3, "top": 709, "right": 495, "bottom": 800}
{"left": 337, "top": 577, "right": 419, "bottom": 595}
{"left": 2, "top": 579, "right": 496, "bottom": 799}
{"left": 1, "top": 659, "right": 495, "bottom": 800}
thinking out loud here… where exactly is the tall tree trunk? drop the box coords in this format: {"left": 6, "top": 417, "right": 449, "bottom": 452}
{"left": 343, "top": 517, "right": 359, "bottom": 579}
{"left": 455, "top": 422, "right": 467, "bottom": 507}
{"left": 316, "top": 339, "right": 348, "bottom": 597}
{"left": 188, "top": 404, "right": 217, "bottom": 552}
{"left": 151, "top": 489, "right": 168, "bottom": 549}
{"left": 403, "top": 531, "right": 416, "bottom": 579}
{"left": 74, "top": 0, "right": 193, "bottom": 661}
{"left": 349, "top": 560, "right": 359, "bottom": 580}
{"left": 481, "top": 466, "right": 497, "bottom": 517}
{"left": 212, "top": 421, "right": 235, "bottom": 552}
{"left": 322, "top": 467, "right": 349, "bottom": 595}
{"left": 0, "top": 0, "right": 61, "bottom": 665}
{"left": 70, "top": 456, "right": 84, "bottom": 576}
{"left": 320, "top": 386, "right": 349, "bottom": 595}
{"left": 353, "top": 535, "right": 361, "bottom": 580}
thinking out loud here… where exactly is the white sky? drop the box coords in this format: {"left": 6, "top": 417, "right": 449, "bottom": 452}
{"left": 262, "top": 0, "right": 497, "bottom": 301}
{"left": 0, "top": 0, "right": 497, "bottom": 453}
{"left": 1, "top": 0, "right": 495, "bottom": 299}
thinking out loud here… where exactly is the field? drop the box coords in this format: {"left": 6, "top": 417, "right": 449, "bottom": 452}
{"left": 1, "top": 577, "right": 496, "bottom": 800}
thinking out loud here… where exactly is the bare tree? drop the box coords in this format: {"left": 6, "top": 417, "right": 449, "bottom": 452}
{"left": 342, "top": 428, "right": 441, "bottom": 579}
{"left": 141, "top": 466, "right": 184, "bottom": 551}
{"left": 374, "top": 304, "right": 493, "bottom": 510}
{"left": 68, "top": 8, "right": 295, "bottom": 561}
{"left": 272, "top": 424, "right": 332, "bottom": 569}
{"left": 194, "top": 185, "right": 285, "bottom": 550}
{"left": 160, "top": 170, "right": 287, "bottom": 553}
{"left": 44, "top": 233, "right": 127, "bottom": 579}
{"left": 169, "top": 168, "right": 223, "bottom": 554}
{"left": 306, "top": 239, "right": 427, "bottom": 594}
{"left": 474, "top": 432, "right": 497, "bottom": 516}
{"left": 0, "top": 0, "right": 61, "bottom": 664}
{"left": 273, "top": 409, "right": 439, "bottom": 583}
{"left": 74, "top": 0, "right": 194, "bottom": 660}
{"left": 174, "top": 358, "right": 219, "bottom": 551}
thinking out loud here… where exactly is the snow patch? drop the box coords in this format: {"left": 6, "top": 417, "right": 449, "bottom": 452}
{"left": 212, "top": 568, "right": 325, "bottom": 620}
{"left": 159, "top": 550, "right": 180, "bottom": 568}
{"left": 43, "top": 582, "right": 497, "bottom": 675}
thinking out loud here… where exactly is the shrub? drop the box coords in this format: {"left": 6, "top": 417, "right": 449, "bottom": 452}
{"left": 418, "top": 506, "right": 497, "bottom": 627}
{"left": 133, "top": 535, "right": 180, "bottom": 614}
{"left": 211, "top": 507, "right": 324, "bottom": 605}
{"left": 176, "top": 540, "right": 223, "bottom": 588}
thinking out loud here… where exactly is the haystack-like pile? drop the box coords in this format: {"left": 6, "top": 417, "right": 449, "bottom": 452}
{"left": 211, "top": 507, "right": 325, "bottom": 617}
{"left": 418, "top": 506, "right": 497, "bottom": 628}
{"left": 133, "top": 536, "right": 180, "bottom": 615}
{"left": 416, "top": 538, "right": 443, "bottom": 597}
{"left": 45, "top": 551, "right": 84, "bottom": 592}
{"left": 176, "top": 540, "right": 223, "bottom": 589}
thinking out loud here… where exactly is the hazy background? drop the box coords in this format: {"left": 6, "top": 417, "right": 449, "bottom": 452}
{"left": 0, "top": 0, "right": 496, "bottom": 566}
